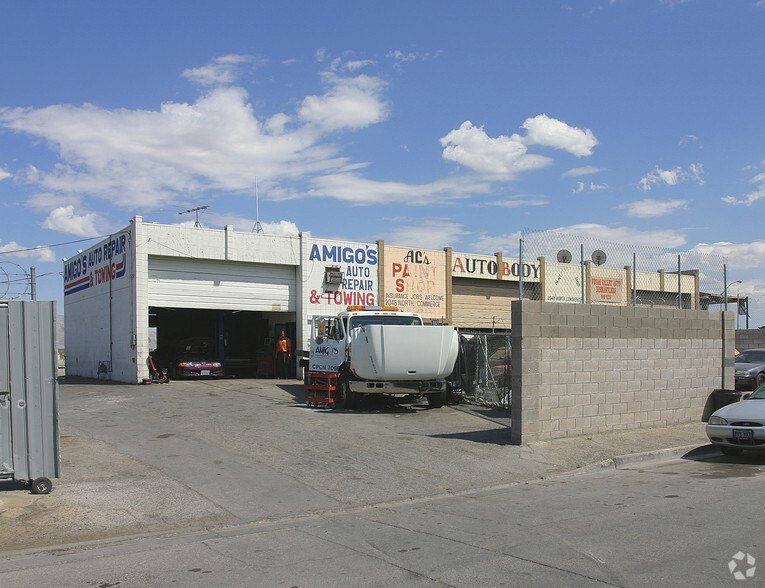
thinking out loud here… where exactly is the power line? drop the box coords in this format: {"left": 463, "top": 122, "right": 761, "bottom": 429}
{"left": 0, "top": 235, "right": 107, "bottom": 257}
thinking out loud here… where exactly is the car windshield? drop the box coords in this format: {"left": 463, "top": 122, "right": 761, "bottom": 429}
{"left": 349, "top": 315, "right": 422, "bottom": 329}
{"left": 177, "top": 338, "right": 215, "bottom": 359}
{"left": 736, "top": 350, "right": 765, "bottom": 363}
{"left": 749, "top": 384, "right": 765, "bottom": 400}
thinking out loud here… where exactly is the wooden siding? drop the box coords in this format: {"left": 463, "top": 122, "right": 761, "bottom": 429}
{"left": 451, "top": 279, "right": 517, "bottom": 330}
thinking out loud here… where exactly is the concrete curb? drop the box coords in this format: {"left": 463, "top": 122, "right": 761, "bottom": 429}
{"left": 613, "top": 443, "right": 719, "bottom": 469}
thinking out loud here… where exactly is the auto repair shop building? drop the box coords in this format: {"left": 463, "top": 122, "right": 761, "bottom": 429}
{"left": 63, "top": 216, "right": 699, "bottom": 383}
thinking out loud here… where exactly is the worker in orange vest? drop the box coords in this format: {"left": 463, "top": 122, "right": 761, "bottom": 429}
{"left": 275, "top": 331, "right": 292, "bottom": 379}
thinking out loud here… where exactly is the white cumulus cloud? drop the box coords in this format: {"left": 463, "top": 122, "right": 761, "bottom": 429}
{"left": 619, "top": 198, "right": 688, "bottom": 218}
{"left": 298, "top": 73, "right": 388, "bottom": 130}
{"left": 639, "top": 163, "right": 705, "bottom": 191}
{"left": 573, "top": 182, "right": 609, "bottom": 194}
{"left": 441, "top": 115, "right": 597, "bottom": 179}
{"left": 470, "top": 231, "right": 523, "bottom": 255}
{"left": 0, "top": 63, "right": 393, "bottom": 214}
{"left": 182, "top": 54, "right": 258, "bottom": 86}
{"left": 692, "top": 240, "right": 765, "bottom": 269}
{"left": 521, "top": 114, "right": 598, "bottom": 157}
{"left": 440, "top": 121, "right": 551, "bottom": 178}
{"left": 552, "top": 223, "right": 687, "bottom": 248}
{"left": 305, "top": 172, "right": 488, "bottom": 205}
{"left": 722, "top": 167, "right": 765, "bottom": 206}
{"left": 0, "top": 240, "right": 56, "bottom": 262}
{"left": 384, "top": 219, "right": 469, "bottom": 249}
{"left": 42, "top": 205, "right": 103, "bottom": 236}
{"left": 563, "top": 165, "right": 604, "bottom": 177}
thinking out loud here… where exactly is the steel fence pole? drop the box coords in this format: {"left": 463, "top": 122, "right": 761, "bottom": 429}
{"left": 632, "top": 253, "right": 637, "bottom": 306}
{"left": 677, "top": 255, "right": 681, "bottom": 309}
{"left": 519, "top": 236, "right": 524, "bottom": 301}
{"left": 580, "top": 244, "right": 585, "bottom": 304}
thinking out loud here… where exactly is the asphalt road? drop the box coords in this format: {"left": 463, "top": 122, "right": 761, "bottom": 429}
{"left": 1, "top": 378, "right": 760, "bottom": 586}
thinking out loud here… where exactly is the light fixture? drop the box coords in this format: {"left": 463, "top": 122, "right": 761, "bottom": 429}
{"left": 324, "top": 266, "right": 343, "bottom": 285}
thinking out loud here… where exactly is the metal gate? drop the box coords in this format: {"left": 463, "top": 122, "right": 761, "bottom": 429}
{"left": 456, "top": 332, "right": 511, "bottom": 409}
{"left": 0, "top": 300, "right": 61, "bottom": 493}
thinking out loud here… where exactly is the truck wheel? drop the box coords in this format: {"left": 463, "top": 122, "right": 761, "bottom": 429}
{"left": 427, "top": 390, "right": 446, "bottom": 408}
{"left": 340, "top": 378, "right": 356, "bottom": 410}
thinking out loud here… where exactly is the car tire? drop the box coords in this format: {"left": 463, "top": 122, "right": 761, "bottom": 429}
{"left": 756, "top": 373, "right": 765, "bottom": 388}
{"left": 720, "top": 446, "right": 744, "bottom": 456}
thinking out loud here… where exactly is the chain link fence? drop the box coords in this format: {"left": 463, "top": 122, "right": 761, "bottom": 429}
{"left": 519, "top": 229, "right": 735, "bottom": 314}
{"left": 456, "top": 332, "right": 511, "bottom": 409}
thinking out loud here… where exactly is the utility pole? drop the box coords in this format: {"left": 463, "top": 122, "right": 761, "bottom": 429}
{"left": 30, "top": 266, "right": 36, "bottom": 300}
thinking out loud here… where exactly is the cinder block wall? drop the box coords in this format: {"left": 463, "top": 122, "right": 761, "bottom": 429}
{"left": 735, "top": 329, "right": 765, "bottom": 352}
{"left": 511, "top": 300, "right": 734, "bottom": 444}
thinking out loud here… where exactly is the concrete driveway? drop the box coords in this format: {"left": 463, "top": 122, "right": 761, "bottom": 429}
{"left": 0, "top": 377, "right": 709, "bottom": 553}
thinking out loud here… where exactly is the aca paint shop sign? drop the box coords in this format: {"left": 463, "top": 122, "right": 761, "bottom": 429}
{"left": 452, "top": 252, "right": 541, "bottom": 282}
{"left": 383, "top": 246, "right": 447, "bottom": 319}
{"left": 63, "top": 233, "right": 129, "bottom": 296}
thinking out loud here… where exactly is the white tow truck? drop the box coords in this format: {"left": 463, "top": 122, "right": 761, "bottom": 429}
{"left": 304, "top": 306, "right": 459, "bottom": 409}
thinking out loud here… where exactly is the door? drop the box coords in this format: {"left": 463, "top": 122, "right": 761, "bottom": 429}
{"left": 0, "top": 306, "right": 13, "bottom": 475}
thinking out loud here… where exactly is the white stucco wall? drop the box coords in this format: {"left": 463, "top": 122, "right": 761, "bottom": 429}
{"left": 64, "top": 227, "right": 136, "bottom": 381}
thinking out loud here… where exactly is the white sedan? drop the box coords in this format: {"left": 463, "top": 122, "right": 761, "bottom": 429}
{"left": 706, "top": 385, "right": 765, "bottom": 455}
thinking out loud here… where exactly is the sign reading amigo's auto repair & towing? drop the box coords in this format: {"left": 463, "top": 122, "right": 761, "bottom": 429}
{"left": 303, "top": 238, "right": 379, "bottom": 316}
{"left": 383, "top": 246, "right": 447, "bottom": 321}
{"left": 63, "top": 231, "right": 130, "bottom": 297}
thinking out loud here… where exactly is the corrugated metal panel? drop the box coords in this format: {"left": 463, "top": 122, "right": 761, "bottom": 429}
{"left": 452, "top": 279, "right": 516, "bottom": 330}
{"left": 0, "top": 308, "right": 11, "bottom": 475}
{"left": 0, "top": 301, "right": 61, "bottom": 482}
{"left": 148, "top": 257, "right": 296, "bottom": 311}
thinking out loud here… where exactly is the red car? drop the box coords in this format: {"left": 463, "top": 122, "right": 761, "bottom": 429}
{"left": 171, "top": 337, "right": 223, "bottom": 379}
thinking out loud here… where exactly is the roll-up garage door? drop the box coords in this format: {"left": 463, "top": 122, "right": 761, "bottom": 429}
{"left": 148, "top": 257, "right": 295, "bottom": 311}
{"left": 451, "top": 278, "right": 517, "bottom": 330}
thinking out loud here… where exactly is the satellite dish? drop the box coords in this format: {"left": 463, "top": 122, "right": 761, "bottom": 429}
{"left": 557, "top": 249, "right": 572, "bottom": 264}
{"left": 592, "top": 250, "right": 607, "bottom": 266}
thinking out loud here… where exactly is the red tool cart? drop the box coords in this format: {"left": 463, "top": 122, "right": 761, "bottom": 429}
{"left": 303, "top": 372, "right": 339, "bottom": 408}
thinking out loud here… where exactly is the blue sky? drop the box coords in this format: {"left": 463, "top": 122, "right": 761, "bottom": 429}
{"left": 1, "top": 0, "right": 764, "bottom": 324}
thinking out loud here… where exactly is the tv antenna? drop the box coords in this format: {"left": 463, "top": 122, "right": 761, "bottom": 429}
{"left": 252, "top": 177, "right": 263, "bottom": 233}
{"left": 179, "top": 205, "right": 208, "bottom": 227}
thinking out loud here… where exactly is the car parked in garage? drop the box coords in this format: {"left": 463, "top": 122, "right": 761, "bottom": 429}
{"left": 706, "top": 383, "right": 765, "bottom": 455}
{"left": 170, "top": 337, "right": 223, "bottom": 379}
{"left": 734, "top": 348, "right": 765, "bottom": 390}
